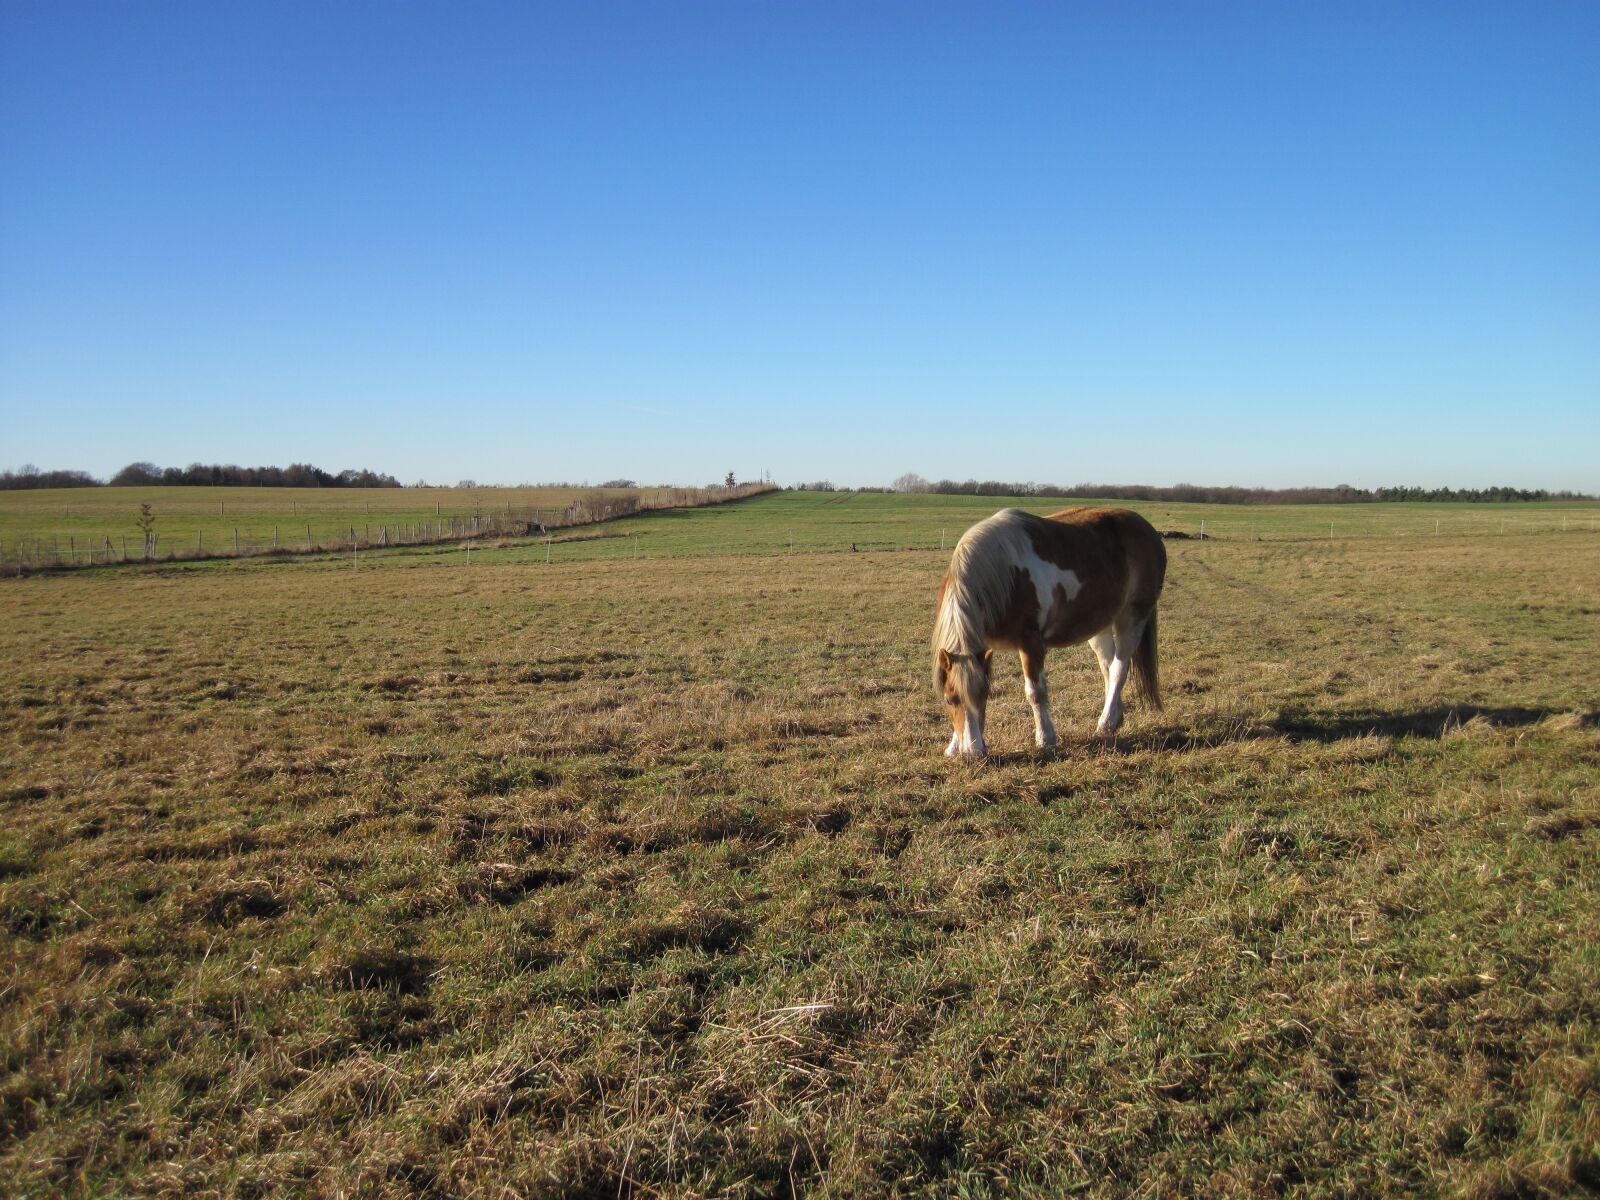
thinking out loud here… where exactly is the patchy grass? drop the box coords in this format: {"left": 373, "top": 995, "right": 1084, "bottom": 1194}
{"left": 0, "top": 518, "right": 1596, "bottom": 1197}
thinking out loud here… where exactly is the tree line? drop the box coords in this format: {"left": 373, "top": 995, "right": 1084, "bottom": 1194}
{"left": 0, "top": 462, "right": 402, "bottom": 489}
{"left": 890, "top": 475, "right": 1593, "bottom": 504}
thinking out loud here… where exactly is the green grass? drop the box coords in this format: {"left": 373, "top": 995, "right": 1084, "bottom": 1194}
{"left": 5, "top": 486, "right": 1598, "bottom": 568}
{"left": 0, "top": 485, "right": 667, "bottom": 561}
{"left": 1, "top": 495, "right": 1597, "bottom": 1196}
{"left": 573, "top": 489, "right": 1600, "bottom": 558}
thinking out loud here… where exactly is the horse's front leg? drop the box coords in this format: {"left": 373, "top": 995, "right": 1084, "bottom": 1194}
{"left": 1019, "top": 643, "right": 1056, "bottom": 751}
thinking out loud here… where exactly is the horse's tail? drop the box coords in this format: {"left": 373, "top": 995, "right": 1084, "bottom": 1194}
{"left": 1133, "top": 606, "right": 1162, "bottom": 711}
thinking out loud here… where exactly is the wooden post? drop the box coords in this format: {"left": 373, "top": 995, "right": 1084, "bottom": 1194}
{"left": 307, "top": 524, "right": 312, "bottom": 548}
{"left": 198, "top": 530, "right": 203, "bottom": 553}
{"left": 234, "top": 527, "right": 239, "bottom": 555}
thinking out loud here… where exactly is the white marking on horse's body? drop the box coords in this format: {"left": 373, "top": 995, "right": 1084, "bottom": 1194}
{"left": 933, "top": 507, "right": 1166, "bottom": 757}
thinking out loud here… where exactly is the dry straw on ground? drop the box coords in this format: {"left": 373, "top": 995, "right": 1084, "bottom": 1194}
{"left": 1, "top": 513, "right": 1597, "bottom": 1197}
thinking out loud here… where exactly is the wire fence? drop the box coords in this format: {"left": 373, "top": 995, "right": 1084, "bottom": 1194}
{"left": 0, "top": 483, "right": 778, "bottom": 575}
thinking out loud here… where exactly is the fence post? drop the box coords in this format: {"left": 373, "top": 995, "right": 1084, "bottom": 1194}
{"left": 234, "top": 528, "right": 240, "bottom": 555}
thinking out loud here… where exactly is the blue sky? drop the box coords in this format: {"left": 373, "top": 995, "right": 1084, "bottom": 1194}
{"left": 2, "top": 1, "right": 1596, "bottom": 489}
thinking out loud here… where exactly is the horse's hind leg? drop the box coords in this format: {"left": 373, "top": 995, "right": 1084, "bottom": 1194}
{"left": 1094, "top": 613, "right": 1149, "bottom": 737}
{"left": 1018, "top": 642, "right": 1056, "bottom": 751}
{"left": 1089, "top": 630, "right": 1115, "bottom": 686}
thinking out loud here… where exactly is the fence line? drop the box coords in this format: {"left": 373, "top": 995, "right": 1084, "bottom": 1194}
{"left": 0, "top": 484, "right": 779, "bottom": 575}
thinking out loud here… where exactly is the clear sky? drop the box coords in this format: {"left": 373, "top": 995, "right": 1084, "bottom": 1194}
{"left": 2, "top": 1, "right": 1596, "bottom": 490}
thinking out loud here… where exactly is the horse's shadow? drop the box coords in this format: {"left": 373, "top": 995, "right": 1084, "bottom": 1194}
{"left": 975, "top": 704, "right": 1591, "bottom": 764}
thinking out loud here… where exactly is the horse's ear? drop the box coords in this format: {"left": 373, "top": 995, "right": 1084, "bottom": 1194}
{"left": 937, "top": 648, "right": 952, "bottom": 673}
{"left": 982, "top": 648, "right": 994, "bottom": 665}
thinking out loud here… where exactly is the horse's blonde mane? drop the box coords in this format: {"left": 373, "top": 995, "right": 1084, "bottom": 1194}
{"left": 934, "top": 509, "right": 1032, "bottom": 656}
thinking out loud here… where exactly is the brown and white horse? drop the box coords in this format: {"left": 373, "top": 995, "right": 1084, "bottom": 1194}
{"left": 933, "top": 507, "right": 1166, "bottom": 756}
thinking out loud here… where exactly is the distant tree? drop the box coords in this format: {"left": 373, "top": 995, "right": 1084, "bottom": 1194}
{"left": 0, "top": 464, "right": 102, "bottom": 489}
{"left": 725, "top": 471, "right": 737, "bottom": 489}
{"left": 598, "top": 479, "right": 637, "bottom": 488}
{"left": 109, "top": 462, "right": 162, "bottom": 486}
{"left": 893, "top": 473, "right": 930, "bottom": 493}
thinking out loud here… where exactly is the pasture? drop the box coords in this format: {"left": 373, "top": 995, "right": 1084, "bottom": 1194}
{"left": 0, "top": 485, "right": 728, "bottom": 566}
{"left": 1, "top": 492, "right": 1597, "bottom": 1197}
{"left": 2, "top": 486, "right": 1597, "bottom": 569}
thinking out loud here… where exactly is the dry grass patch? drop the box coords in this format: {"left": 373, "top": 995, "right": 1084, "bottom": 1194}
{"left": 1, "top": 530, "right": 1597, "bottom": 1196}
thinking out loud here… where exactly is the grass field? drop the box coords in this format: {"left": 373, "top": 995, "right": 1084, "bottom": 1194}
{"left": 3, "top": 486, "right": 1598, "bottom": 568}
{"left": 0, "top": 485, "right": 680, "bottom": 563}
{"left": 2, "top": 493, "right": 1597, "bottom": 1196}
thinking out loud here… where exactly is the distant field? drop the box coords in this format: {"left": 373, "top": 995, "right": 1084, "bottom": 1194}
{"left": 0, "top": 485, "right": 714, "bottom": 563}
{"left": 575, "top": 490, "right": 1600, "bottom": 557}
{"left": 2, "top": 490, "right": 1596, "bottom": 1196}
{"left": 4, "top": 488, "right": 1597, "bottom": 568}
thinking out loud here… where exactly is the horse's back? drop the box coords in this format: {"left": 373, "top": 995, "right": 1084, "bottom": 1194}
{"left": 1037, "top": 506, "right": 1166, "bottom": 609}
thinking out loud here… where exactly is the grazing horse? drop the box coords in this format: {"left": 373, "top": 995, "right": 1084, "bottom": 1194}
{"left": 933, "top": 507, "right": 1166, "bottom": 756}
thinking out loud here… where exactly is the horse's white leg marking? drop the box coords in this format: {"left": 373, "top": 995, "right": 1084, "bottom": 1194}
{"left": 945, "top": 730, "right": 961, "bottom": 757}
{"left": 1096, "top": 656, "right": 1129, "bottom": 736}
{"left": 1024, "top": 670, "right": 1056, "bottom": 750}
{"left": 1095, "top": 616, "right": 1147, "bottom": 736}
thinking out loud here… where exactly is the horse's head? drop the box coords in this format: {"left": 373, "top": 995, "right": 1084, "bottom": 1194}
{"left": 936, "top": 646, "right": 993, "bottom": 756}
